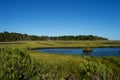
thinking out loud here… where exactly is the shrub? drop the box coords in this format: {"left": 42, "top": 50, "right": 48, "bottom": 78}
{"left": 0, "top": 48, "right": 40, "bottom": 80}
{"left": 78, "top": 60, "right": 106, "bottom": 80}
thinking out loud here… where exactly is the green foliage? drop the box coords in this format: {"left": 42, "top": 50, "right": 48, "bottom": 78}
{"left": 0, "top": 31, "right": 108, "bottom": 42}
{"left": 78, "top": 61, "right": 106, "bottom": 80}
{"left": 0, "top": 48, "right": 40, "bottom": 80}
{"left": 0, "top": 47, "right": 120, "bottom": 80}
{"left": 0, "top": 31, "right": 30, "bottom": 42}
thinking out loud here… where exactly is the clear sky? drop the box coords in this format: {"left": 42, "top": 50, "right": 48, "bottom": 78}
{"left": 0, "top": 0, "right": 120, "bottom": 40}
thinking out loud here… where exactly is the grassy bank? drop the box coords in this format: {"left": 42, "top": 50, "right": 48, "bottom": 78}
{"left": 0, "top": 40, "right": 120, "bottom": 49}
{"left": 0, "top": 41, "right": 120, "bottom": 80}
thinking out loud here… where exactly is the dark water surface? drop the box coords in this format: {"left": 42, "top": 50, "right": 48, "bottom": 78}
{"left": 36, "top": 48, "right": 120, "bottom": 56}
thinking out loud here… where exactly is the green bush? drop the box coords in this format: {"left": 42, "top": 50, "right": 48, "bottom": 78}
{"left": 0, "top": 48, "right": 40, "bottom": 80}
{"left": 78, "top": 61, "right": 106, "bottom": 80}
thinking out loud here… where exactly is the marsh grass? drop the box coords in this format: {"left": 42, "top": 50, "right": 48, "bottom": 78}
{"left": 0, "top": 41, "right": 120, "bottom": 80}
{"left": 1, "top": 41, "right": 120, "bottom": 49}
{"left": 29, "top": 50, "right": 120, "bottom": 80}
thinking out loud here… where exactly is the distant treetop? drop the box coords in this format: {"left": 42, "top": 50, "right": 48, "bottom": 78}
{"left": 0, "top": 31, "right": 108, "bottom": 42}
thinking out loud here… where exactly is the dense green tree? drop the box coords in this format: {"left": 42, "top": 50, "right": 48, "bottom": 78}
{"left": 0, "top": 31, "right": 108, "bottom": 42}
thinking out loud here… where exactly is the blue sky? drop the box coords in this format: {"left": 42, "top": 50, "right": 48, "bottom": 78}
{"left": 0, "top": 0, "right": 120, "bottom": 40}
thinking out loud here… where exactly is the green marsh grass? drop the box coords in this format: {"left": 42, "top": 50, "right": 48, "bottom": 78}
{"left": 0, "top": 41, "right": 120, "bottom": 80}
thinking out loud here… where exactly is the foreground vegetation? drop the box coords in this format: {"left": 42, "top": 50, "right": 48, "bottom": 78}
{"left": 0, "top": 41, "right": 120, "bottom": 80}
{"left": 0, "top": 47, "right": 120, "bottom": 80}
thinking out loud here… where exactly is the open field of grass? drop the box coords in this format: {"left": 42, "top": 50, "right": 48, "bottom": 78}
{"left": 0, "top": 41, "right": 120, "bottom": 80}
{"left": 0, "top": 40, "right": 120, "bottom": 49}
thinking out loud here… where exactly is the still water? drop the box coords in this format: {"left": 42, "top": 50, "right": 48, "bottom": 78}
{"left": 36, "top": 48, "right": 120, "bottom": 56}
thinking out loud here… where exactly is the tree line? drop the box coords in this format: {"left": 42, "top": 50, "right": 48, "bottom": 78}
{"left": 0, "top": 31, "right": 108, "bottom": 42}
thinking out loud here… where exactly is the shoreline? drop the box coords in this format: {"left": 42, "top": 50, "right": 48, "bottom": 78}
{"left": 31, "top": 46, "right": 120, "bottom": 50}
